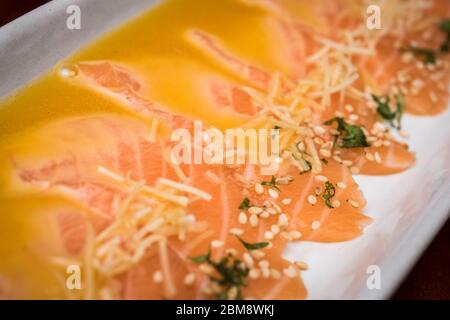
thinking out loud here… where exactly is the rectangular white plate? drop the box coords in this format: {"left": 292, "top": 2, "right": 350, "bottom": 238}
{"left": 1, "top": 0, "right": 449, "bottom": 300}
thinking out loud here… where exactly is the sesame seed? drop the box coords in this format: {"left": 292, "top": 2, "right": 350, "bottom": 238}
{"left": 249, "top": 214, "right": 259, "bottom": 227}
{"left": 251, "top": 250, "right": 265, "bottom": 260}
{"left": 320, "top": 148, "right": 332, "bottom": 158}
{"left": 297, "top": 142, "right": 306, "bottom": 152}
{"left": 259, "top": 260, "right": 270, "bottom": 269}
{"left": 261, "top": 268, "right": 271, "bottom": 278}
{"left": 264, "top": 231, "right": 274, "bottom": 240}
{"left": 229, "top": 228, "right": 244, "bottom": 236}
{"left": 249, "top": 268, "right": 261, "bottom": 279}
{"left": 248, "top": 206, "right": 263, "bottom": 214}
{"left": 295, "top": 261, "right": 309, "bottom": 270}
{"left": 365, "top": 152, "right": 374, "bottom": 162}
{"left": 255, "top": 183, "right": 264, "bottom": 194}
{"left": 199, "top": 264, "right": 214, "bottom": 274}
{"left": 243, "top": 253, "right": 254, "bottom": 268}
{"left": 153, "top": 270, "right": 163, "bottom": 283}
{"left": 315, "top": 175, "right": 328, "bottom": 182}
{"left": 268, "top": 189, "right": 279, "bottom": 199}
{"left": 266, "top": 207, "right": 278, "bottom": 215}
{"left": 280, "top": 232, "right": 292, "bottom": 241}
{"left": 337, "top": 181, "right": 347, "bottom": 189}
{"left": 374, "top": 152, "right": 382, "bottom": 164}
{"left": 238, "top": 212, "right": 247, "bottom": 225}
{"left": 283, "top": 266, "right": 297, "bottom": 278}
{"left": 272, "top": 203, "right": 282, "bottom": 213}
{"left": 228, "top": 286, "right": 238, "bottom": 300}
{"left": 289, "top": 230, "right": 302, "bottom": 240}
{"left": 331, "top": 200, "right": 341, "bottom": 208}
{"left": 348, "top": 199, "right": 360, "bottom": 208}
{"left": 311, "top": 220, "right": 321, "bottom": 230}
{"left": 211, "top": 240, "right": 224, "bottom": 248}
{"left": 307, "top": 195, "right": 317, "bottom": 205}
{"left": 278, "top": 214, "right": 289, "bottom": 227}
{"left": 345, "top": 104, "right": 354, "bottom": 112}
{"left": 260, "top": 210, "right": 270, "bottom": 219}
{"left": 271, "top": 224, "right": 280, "bottom": 235}
{"left": 282, "top": 198, "right": 292, "bottom": 205}
{"left": 349, "top": 114, "right": 359, "bottom": 121}
{"left": 184, "top": 273, "right": 196, "bottom": 286}
{"left": 313, "top": 126, "right": 326, "bottom": 136}
{"left": 342, "top": 160, "right": 353, "bottom": 166}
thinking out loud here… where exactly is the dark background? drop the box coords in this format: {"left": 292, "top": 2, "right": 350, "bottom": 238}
{"left": 1, "top": 0, "right": 449, "bottom": 300}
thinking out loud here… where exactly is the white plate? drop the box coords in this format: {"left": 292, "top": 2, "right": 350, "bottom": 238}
{"left": 0, "top": 0, "right": 449, "bottom": 300}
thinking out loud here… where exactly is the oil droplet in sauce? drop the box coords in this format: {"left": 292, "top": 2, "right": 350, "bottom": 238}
{"left": 58, "top": 64, "right": 78, "bottom": 78}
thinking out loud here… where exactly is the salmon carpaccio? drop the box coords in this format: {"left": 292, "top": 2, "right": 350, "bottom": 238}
{"left": 0, "top": 0, "right": 449, "bottom": 299}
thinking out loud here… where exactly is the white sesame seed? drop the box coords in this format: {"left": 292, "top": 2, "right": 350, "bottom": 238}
{"left": 365, "top": 152, "right": 374, "bottom": 162}
{"left": 348, "top": 199, "right": 360, "bottom": 208}
{"left": 313, "top": 126, "right": 326, "bottom": 136}
{"left": 228, "top": 286, "right": 238, "bottom": 300}
{"left": 260, "top": 210, "right": 270, "bottom": 219}
{"left": 268, "top": 189, "right": 279, "bottom": 199}
{"left": 337, "top": 181, "right": 347, "bottom": 189}
{"left": 331, "top": 200, "right": 341, "bottom": 208}
{"left": 271, "top": 224, "right": 280, "bottom": 235}
{"left": 199, "top": 264, "right": 214, "bottom": 274}
{"left": 211, "top": 240, "right": 224, "bottom": 248}
{"left": 345, "top": 104, "right": 354, "bottom": 112}
{"left": 266, "top": 207, "right": 278, "bottom": 215}
{"left": 290, "top": 230, "right": 302, "bottom": 240}
{"left": 153, "top": 270, "right": 163, "bottom": 283}
{"left": 251, "top": 250, "right": 265, "bottom": 260}
{"left": 249, "top": 268, "right": 261, "bottom": 279}
{"left": 311, "top": 220, "right": 321, "bottom": 230}
{"left": 349, "top": 114, "right": 359, "bottom": 121}
{"left": 278, "top": 214, "right": 288, "bottom": 227}
{"left": 248, "top": 206, "right": 263, "bottom": 214}
{"left": 272, "top": 203, "right": 282, "bottom": 213}
{"left": 184, "top": 273, "right": 196, "bottom": 286}
{"left": 307, "top": 195, "right": 317, "bottom": 205}
{"left": 261, "top": 268, "right": 271, "bottom": 278}
{"left": 295, "top": 261, "right": 309, "bottom": 270}
{"left": 342, "top": 160, "right": 353, "bottom": 166}
{"left": 281, "top": 198, "right": 292, "bottom": 205}
{"left": 264, "top": 231, "right": 274, "bottom": 240}
{"left": 374, "top": 152, "right": 382, "bottom": 164}
{"left": 249, "top": 214, "right": 259, "bottom": 227}
{"left": 229, "top": 228, "right": 244, "bottom": 236}
{"left": 283, "top": 266, "right": 297, "bottom": 278}
{"left": 259, "top": 260, "right": 270, "bottom": 269}
{"left": 315, "top": 175, "right": 328, "bottom": 182}
{"left": 243, "top": 252, "right": 254, "bottom": 268}
{"left": 320, "top": 148, "right": 332, "bottom": 158}
{"left": 255, "top": 183, "right": 264, "bottom": 194}
{"left": 238, "top": 212, "right": 247, "bottom": 225}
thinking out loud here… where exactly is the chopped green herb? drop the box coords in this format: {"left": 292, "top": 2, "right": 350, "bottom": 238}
{"left": 322, "top": 181, "right": 336, "bottom": 209}
{"left": 324, "top": 117, "right": 370, "bottom": 148}
{"left": 440, "top": 19, "right": 450, "bottom": 52}
{"left": 405, "top": 46, "right": 436, "bottom": 64}
{"left": 189, "top": 249, "right": 211, "bottom": 263}
{"left": 238, "top": 197, "right": 251, "bottom": 211}
{"left": 235, "top": 235, "right": 269, "bottom": 250}
{"left": 190, "top": 249, "right": 249, "bottom": 300}
{"left": 261, "top": 175, "right": 280, "bottom": 191}
{"left": 372, "top": 94, "right": 404, "bottom": 129}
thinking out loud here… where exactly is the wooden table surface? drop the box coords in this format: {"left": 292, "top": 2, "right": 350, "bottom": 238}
{"left": 1, "top": 0, "right": 449, "bottom": 300}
